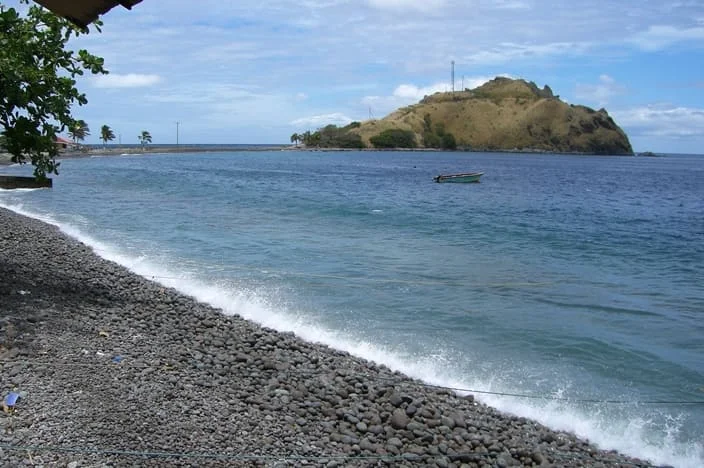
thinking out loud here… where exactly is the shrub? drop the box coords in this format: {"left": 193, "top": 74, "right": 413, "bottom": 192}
{"left": 336, "top": 133, "right": 364, "bottom": 148}
{"left": 441, "top": 133, "right": 457, "bottom": 150}
{"left": 423, "top": 113, "right": 432, "bottom": 133}
{"left": 434, "top": 122, "right": 446, "bottom": 137}
{"left": 370, "top": 129, "right": 417, "bottom": 148}
{"left": 423, "top": 132, "right": 441, "bottom": 148}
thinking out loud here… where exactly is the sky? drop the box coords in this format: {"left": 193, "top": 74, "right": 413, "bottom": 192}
{"left": 9, "top": 0, "right": 704, "bottom": 152}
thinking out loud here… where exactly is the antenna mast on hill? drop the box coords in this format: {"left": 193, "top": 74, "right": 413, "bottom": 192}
{"left": 451, "top": 60, "right": 455, "bottom": 93}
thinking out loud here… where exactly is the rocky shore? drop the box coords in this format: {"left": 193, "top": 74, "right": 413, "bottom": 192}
{"left": 0, "top": 207, "right": 659, "bottom": 467}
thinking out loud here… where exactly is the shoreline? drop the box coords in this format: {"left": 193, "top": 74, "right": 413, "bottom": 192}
{"left": 0, "top": 206, "right": 658, "bottom": 467}
{"left": 0, "top": 145, "right": 289, "bottom": 167}
{"left": 1, "top": 144, "right": 643, "bottom": 169}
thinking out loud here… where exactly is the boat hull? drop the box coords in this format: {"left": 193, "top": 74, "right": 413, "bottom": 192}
{"left": 434, "top": 172, "right": 483, "bottom": 183}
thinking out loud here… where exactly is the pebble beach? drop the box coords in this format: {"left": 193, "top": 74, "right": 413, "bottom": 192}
{"left": 0, "top": 207, "right": 661, "bottom": 467}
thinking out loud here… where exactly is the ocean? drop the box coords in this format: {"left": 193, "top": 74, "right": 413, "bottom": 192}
{"left": 1, "top": 150, "right": 702, "bottom": 467}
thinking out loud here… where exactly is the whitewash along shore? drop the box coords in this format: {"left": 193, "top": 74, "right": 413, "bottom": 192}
{"left": 0, "top": 207, "right": 660, "bottom": 467}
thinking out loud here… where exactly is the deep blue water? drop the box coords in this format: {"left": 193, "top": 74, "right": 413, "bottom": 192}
{"left": 2, "top": 151, "right": 703, "bottom": 466}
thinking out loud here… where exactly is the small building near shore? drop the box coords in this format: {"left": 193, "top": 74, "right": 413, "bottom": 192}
{"left": 55, "top": 136, "right": 80, "bottom": 152}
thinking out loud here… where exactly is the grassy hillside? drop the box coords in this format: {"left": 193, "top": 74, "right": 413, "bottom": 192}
{"left": 351, "top": 77, "right": 633, "bottom": 155}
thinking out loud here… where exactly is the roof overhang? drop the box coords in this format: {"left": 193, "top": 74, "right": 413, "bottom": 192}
{"left": 33, "top": 0, "right": 142, "bottom": 28}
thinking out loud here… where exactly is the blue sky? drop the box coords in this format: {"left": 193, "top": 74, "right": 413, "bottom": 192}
{"left": 12, "top": 0, "right": 704, "bottom": 152}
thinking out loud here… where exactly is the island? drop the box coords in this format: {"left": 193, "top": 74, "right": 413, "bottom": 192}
{"left": 295, "top": 77, "right": 634, "bottom": 155}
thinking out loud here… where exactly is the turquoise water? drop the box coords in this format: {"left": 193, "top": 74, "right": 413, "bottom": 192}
{"left": 2, "top": 150, "right": 703, "bottom": 466}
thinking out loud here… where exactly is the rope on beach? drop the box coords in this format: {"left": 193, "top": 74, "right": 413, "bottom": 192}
{"left": 375, "top": 377, "right": 704, "bottom": 406}
{"left": 2, "top": 359, "right": 703, "bottom": 406}
{"left": 0, "top": 443, "right": 653, "bottom": 466}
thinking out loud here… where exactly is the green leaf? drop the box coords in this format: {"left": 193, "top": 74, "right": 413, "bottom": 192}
{"left": 0, "top": 2, "right": 107, "bottom": 177}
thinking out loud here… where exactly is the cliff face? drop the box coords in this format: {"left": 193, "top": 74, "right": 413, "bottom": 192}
{"left": 354, "top": 77, "right": 633, "bottom": 155}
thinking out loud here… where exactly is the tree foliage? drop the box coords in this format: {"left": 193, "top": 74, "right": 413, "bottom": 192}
{"left": 423, "top": 131, "right": 441, "bottom": 148}
{"left": 0, "top": 0, "right": 107, "bottom": 178}
{"left": 100, "top": 124, "right": 115, "bottom": 147}
{"left": 299, "top": 130, "right": 318, "bottom": 147}
{"left": 421, "top": 114, "right": 457, "bottom": 149}
{"left": 441, "top": 132, "right": 457, "bottom": 150}
{"left": 69, "top": 119, "right": 90, "bottom": 143}
{"left": 317, "top": 124, "right": 363, "bottom": 148}
{"left": 296, "top": 124, "right": 364, "bottom": 149}
{"left": 138, "top": 130, "right": 152, "bottom": 149}
{"left": 423, "top": 113, "right": 432, "bottom": 133}
{"left": 370, "top": 129, "right": 417, "bottom": 148}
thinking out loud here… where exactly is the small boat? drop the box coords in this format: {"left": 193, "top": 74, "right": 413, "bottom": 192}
{"left": 434, "top": 172, "right": 484, "bottom": 183}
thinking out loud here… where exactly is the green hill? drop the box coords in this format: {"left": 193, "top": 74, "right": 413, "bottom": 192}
{"left": 341, "top": 77, "right": 632, "bottom": 155}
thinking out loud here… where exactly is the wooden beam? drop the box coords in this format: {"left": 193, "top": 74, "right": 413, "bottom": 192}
{"left": 33, "top": 0, "right": 142, "bottom": 28}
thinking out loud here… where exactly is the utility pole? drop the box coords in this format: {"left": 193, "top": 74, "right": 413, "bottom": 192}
{"left": 176, "top": 121, "right": 180, "bottom": 147}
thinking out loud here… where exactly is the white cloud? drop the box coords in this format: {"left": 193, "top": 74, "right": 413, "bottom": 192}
{"left": 392, "top": 83, "right": 449, "bottom": 100}
{"left": 613, "top": 104, "right": 704, "bottom": 137}
{"left": 366, "top": 0, "right": 445, "bottom": 12}
{"left": 92, "top": 73, "right": 162, "bottom": 88}
{"left": 362, "top": 75, "right": 507, "bottom": 117}
{"left": 628, "top": 25, "right": 704, "bottom": 51}
{"left": 575, "top": 75, "right": 626, "bottom": 107}
{"left": 361, "top": 82, "right": 447, "bottom": 117}
{"left": 291, "top": 113, "right": 354, "bottom": 129}
{"left": 301, "top": 0, "right": 350, "bottom": 8}
{"left": 462, "top": 41, "right": 591, "bottom": 66}
{"left": 494, "top": 0, "right": 530, "bottom": 9}
{"left": 461, "top": 75, "right": 512, "bottom": 91}
{"left": 59, "top": 0, "right": 704, "bottom": 151}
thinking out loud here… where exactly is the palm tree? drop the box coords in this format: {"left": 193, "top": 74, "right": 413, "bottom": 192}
{"left": 69, "top": 120, "right": 90, "bottom": 143}
{"left": 100, "top": 125, "right": 115, "bottom": 148}
{"left": 290, "top": 133, "right": 299, "bottom": 147}
{"left": 138, "top": 130, "right": 152, "bottom": 150}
